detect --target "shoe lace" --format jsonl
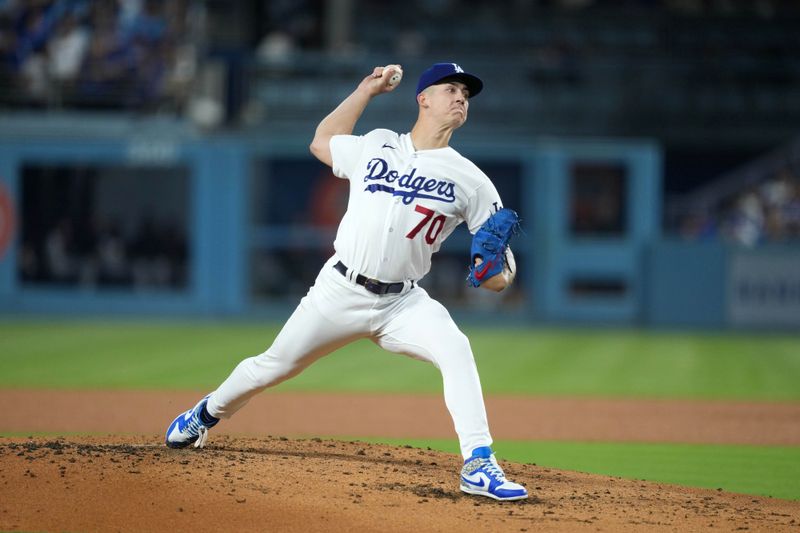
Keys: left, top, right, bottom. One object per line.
{"left": 481, "top": 457, "right": 506, "bottom": 481}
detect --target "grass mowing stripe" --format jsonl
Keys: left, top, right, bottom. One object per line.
{"left": 2, "top": 321, "right": 800, "bottom": 400}
{"left": 361, "top": 438, "right": 800, "bottom": 501}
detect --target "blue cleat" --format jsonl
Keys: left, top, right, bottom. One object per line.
{"left": 460, "top": 446, "right": 528, "bottom": 501}
{"left": 165, "top": 395, "right": 219, "bottom": 449}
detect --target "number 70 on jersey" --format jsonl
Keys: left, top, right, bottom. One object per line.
{"left": 406, "top": 205, "right": 445, "bottom": 245}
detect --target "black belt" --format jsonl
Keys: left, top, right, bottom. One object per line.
{"left": 333, "top": 261, "right": 412, "bottom": 295}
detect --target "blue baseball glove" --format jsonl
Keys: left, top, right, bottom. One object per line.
{"left": 467, "top": 208, "right": 521, "bottom": 287}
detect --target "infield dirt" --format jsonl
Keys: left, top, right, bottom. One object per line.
{"left": 1, "top": 390, "right": 799, "bottom": 532}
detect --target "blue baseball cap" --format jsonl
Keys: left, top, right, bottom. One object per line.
{"left": 416, "top": 62, "right": 483, "bottom": 98}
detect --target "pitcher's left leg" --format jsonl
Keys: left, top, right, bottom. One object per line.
{"left": 374, "top": 289, "right": 527, "bottom": 501}
{"left": 373, "top": 289, "right": 491, "bottom": 459}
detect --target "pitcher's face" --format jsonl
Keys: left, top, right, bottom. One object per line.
{"left": 422, "top": 81, "right": 470, "bottom": 128}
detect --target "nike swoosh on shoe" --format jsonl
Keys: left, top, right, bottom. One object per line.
{"left": 461, "top": 475, "right": 486, "bottom": 488}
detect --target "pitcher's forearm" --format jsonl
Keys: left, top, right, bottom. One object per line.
{"left": 309, "top": 87, "right": 373, "bottom": 166}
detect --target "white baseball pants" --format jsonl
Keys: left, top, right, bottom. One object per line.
{"left": 206, "top": 255, "right": 493, "bottom": 459}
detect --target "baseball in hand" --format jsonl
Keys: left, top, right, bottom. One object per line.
{"left": 384, "top": 65, "right": 403, "bottom": 86}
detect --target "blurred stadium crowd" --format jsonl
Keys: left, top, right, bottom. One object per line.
{"left": 18, "top": 165, "right": 189, "bottom": 289}
{"left": 0, "top": 0, "right": 197, "bottom": 110}
{"left": 19, "top": 211, "right": 188, "bottom": 289}
{"left": 679, "top": 165, "right": 800, "bottom": 246}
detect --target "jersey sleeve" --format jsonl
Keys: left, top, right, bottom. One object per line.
{"left": 330, "top": 134, "right": 365, "bottom": 180}
{"left": 465, "top": 179, "right": 504, "bottom": 234}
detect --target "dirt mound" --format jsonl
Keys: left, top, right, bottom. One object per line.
{"left": 2, "top": 435, "right": 798, "bottom": 532}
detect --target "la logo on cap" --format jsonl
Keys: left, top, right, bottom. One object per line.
{"left": 453, "top": 64, "right": 464, "bottom": 73}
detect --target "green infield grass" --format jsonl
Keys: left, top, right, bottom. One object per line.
{"left": 1, "top": 320, "right": 799, "bottom": 400}
{"left": 365, "top": 438, "right": 800, "bottom": 501}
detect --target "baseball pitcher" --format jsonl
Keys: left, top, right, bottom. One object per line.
{"left": 165, "top": 62, "right": 527, "bottom": 501}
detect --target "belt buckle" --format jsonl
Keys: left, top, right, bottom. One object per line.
{"left": 363, "top": 278, "right": 384, "bottom": 294}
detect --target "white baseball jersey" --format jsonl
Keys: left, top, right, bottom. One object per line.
{"left": 330, "top": 128, "right": 503, "bottom": 282}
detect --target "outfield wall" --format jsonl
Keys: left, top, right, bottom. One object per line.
{"left": 0, "top": 120, "right": 797, "bottom": 329}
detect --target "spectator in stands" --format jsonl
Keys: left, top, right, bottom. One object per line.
{"left": 44, "top": 217, "right": 78, "bottom": 284}
{"left": 119, "top": 0, "right": 165, "bottom": 44}
{"left": 728, "top": 187, "right": 764, "bottom": 246}
{"left": 16, "top": 2, "right": 51, "bottom": 100}
{"left": 773, "top": 168, "right": 800, "bottom": 239}
{"left": 47, "top": 10, "right": 88, "bottom": 84}
{"left": 95, "top": 217, "right": 131, "bottom": 286}
{"left": 76, "top": 2, "right": 136, "bottom": 107}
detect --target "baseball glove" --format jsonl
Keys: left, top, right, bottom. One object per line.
{"left": 467, "top": 208, "right": 521, "bottom": 287}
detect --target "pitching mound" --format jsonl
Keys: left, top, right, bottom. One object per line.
{"left": 2, "top": 435, "right": 798, "bottom": 532}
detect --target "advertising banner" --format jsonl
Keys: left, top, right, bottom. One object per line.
{"left": 729, "top": 251, "right": 800, "bottom": 328}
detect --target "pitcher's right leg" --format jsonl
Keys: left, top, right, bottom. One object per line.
{"left": 208, "top": 292, "right": 364, "bottom": 419}
{"left": 166, "top": 262, "right": 370, "bottom": 448}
